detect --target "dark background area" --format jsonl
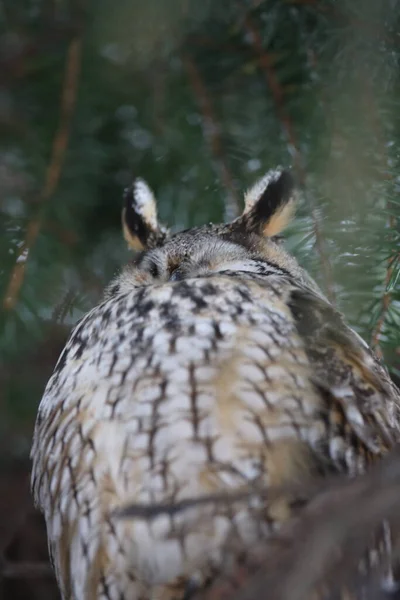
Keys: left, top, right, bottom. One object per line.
{"left": 0, "top": 1, "right": 399, "bottom": 598}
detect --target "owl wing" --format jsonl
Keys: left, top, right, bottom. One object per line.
{"left": 287, "top": 283, "right": 400, "bottom": 472}
{"left": 188, "top": 284, "right": 400, "bottom": 600}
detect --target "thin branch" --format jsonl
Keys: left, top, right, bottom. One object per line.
{"left": 1, "top": 561, "right": 54, "bottom": 579}
{"left": 241, "top": 12, "right": 336, "bottom": 304}
{"left": 184, "top": 55, "right": 241, "bottom": 222}
{"left": 3, "top": 35, "right": 83, "bottom": 311}
{"left": 115, "top": 488, "right": 270, "bottom": 520}
{"left": 114, "top": 447, "right": 400, "bottom": 523}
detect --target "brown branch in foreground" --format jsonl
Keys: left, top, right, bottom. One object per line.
{"left": 116, "top": 449, "right": 400, "bottom": 599}
{"left": 241, "top": 12, "right": 336, "bottom": 305}
{"left": 237, "top": 453, "right": 400, "bottom": 600}
{"left": 3, "top": 35, "right": 82, "bottom": 311}
{"left": 195, "top": 447, "right": 400, "bottom": 600}
{"left": 183, "top": 55, "right": 241, "bottom": 222}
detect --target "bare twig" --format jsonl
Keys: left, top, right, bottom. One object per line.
{"left": 1, "top": 561, "right": 54, "bottom": 578}
{"left": 115, "top": 487, "right": 280, "bottom": 521}
{"left": 241, "top": 12, "right": 336, "bottom": 304}
{"left": 3, "top": 35, "right": 82, "bottom": 311}
{"left": 184, "top": 55, "right": 241, "bottom": 221}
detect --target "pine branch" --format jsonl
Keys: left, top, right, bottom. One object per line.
{"left": 3, "top": 34, "right": 83, "bottom": 311}
{"left": 184, "top": 55, "right": 241, "bottom": 221}
{"left": 288, "top": 0, "right": 398, "bottom": 46}
{"left": 241, "top": 11, "right": 336, "bottom": 305}
{"left": 359, "top": 79, "right": 398, "bottom": 358}
{"left": 371, "top": 224, "right": 397, "bottom": 359}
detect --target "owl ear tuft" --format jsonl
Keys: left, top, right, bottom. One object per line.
{"left": 240, "top": 168, "right": 296, "bottom": 237}
{"left": 122, "top": 178, "right": 168, "bottom": 250}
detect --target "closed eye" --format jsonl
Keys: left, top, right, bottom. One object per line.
{"left": 169, "top": 267, "right": 183, "bottom": 281}
{"left": 148, "top": 261, "right": 160, "bottom": 278}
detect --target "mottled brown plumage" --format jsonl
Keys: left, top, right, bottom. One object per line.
{"left": 31, "top": 169, "right": 400, "bottom": 600}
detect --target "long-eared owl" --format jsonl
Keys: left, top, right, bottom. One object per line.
{"left": 31, "top": 169, "right": 400, "bottom": 599}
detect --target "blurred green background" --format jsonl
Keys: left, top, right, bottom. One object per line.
{"left": 0, "top": 1, "right": 399, "bottom": 594}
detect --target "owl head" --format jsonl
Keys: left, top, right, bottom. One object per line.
{"left": 107, "top": 168, "right": 322, "bottom": 297}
